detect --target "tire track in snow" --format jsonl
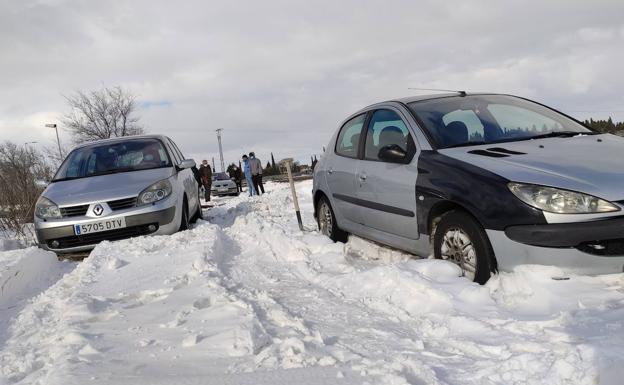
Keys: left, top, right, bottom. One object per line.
{"left": 207, "top": 195, "right": 444, "bottom": 384}
{"left": 205, "top": 183, "right": 616, "bottom": 385}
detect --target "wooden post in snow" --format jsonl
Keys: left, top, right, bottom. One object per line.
{"left": 284, "top": 158, "right": 304, "bottom": 231}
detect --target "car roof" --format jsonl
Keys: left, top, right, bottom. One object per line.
{"left": 72, "top": 134, "right": 170, "bottom": 150}
{"left": 368, "top": 92, "right": 507, "bottom": 107}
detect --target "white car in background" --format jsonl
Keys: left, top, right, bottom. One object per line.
{"left": 211, "top": 172, "right": 239, "bottom": 196}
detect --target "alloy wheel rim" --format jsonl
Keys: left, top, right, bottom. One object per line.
{"left": 319, "top": 202, "right": 333, "bottom": 236}
{"left": 440, "top": 228, "right": 476, "bottom": 280}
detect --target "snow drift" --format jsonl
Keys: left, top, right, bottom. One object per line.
{"left": 0, "top": 180, "right": 622, "bottom": 385}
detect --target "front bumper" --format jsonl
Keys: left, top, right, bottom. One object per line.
{"left": 35, "top": 205, "right": 177, "bottom": 253}
{"left": 505, "top": 216, "right": 624, "bottom": 249}
{"left": 488, "top": 228, "right": 624, "bottom": 276}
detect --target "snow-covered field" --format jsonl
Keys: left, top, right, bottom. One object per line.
{"left": 1, "top": 180, "right": 623, "bottom": 385}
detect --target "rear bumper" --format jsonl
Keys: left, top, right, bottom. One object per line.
{"left": 487, "top": 229, "right": 624, "bottom": 276}
{"left": 211, "top": 187, "right": 238, "bottom": 196}
{"left": 36, "top": 206, "right": 177, "bottom": 253}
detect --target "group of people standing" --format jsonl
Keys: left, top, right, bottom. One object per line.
{"left": 242, "top": 152, "right": 264, "bottom": 196}
{"left": 196, "top": 152, "right": 265, "bottom": 202}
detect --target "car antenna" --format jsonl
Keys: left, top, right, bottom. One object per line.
{"left": 408, "top": 88, "right": 467, "bottom": 97}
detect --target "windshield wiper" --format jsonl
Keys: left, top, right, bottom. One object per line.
{"left": 526, "top": 131, "right": 597, "bottom": 140}
{"left": 88, "top": 168, "right": 137, "bottom": 177}
{"left": 444, "top": 141, "right": 489, "bottom": 149}
{"left": 51, "top": 176, "right": 80, "bottom": 182}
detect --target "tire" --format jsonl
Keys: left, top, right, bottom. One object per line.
{"left": 190, "top": 191, "right": 203, "bottom": 223}
{"left": 316, "top": 196, "right": 348, "bottom": 243}
{"left": 433, "top": 210, "right": 496, "bottom": 285}
{"left": 179, "top": 198, "right": 190, "bottom": 231}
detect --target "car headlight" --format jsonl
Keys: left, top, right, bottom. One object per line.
{"left": 508, "top": 183, "right": 620, "bottom": 214}
{"left": 35, "top": 196, "right": 62, "bottom": 219}
{"left": 138, "top": 179, "right": 172, "bottom": 205}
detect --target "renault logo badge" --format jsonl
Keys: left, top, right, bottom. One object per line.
{"left": 93, "top": 204, "right": 104, "bottom": 216}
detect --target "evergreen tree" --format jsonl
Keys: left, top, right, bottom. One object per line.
{"left": 271, "top": 152, "right": 276, "bottom": 169}
{"left": 583, "top": 117, "right": 624, "bottom": 134}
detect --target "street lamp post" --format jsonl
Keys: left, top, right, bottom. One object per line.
{"left": 215, "top": 128, "right": 225, "bottom": 173}
{"left": 45, "top": 123, "right": 62, "bottom": 160}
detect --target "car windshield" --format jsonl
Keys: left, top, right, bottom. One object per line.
{"left": 213, "top": 172, "right": 230, "bottom": 181}
{"left": 53, "top": 138, "right": 172, "bottom": 181}
{"left": 407, "top": 94, "right": 593, "bottom": 149}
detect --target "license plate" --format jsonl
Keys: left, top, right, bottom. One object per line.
{"left": 74, "top": 218, "right": 126, "bottom": 235}
{"left": 218, "top": 187, "right": 228, "bottom": 192}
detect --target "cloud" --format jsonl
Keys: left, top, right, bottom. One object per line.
{"left": 1, "top": 0, "right": 624, "bottom": 167}
{"left": 139, "top": 100, "right": 173, "bottom": 109}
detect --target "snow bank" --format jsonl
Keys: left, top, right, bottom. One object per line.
{"left": 0, "top": 239, "right": 26, "bottom": 252}
{"left": 0, "top": 247, "right": 68, "bottom": 310}
{"left": 0, "top": 180, "right": 623, "bottom": 385}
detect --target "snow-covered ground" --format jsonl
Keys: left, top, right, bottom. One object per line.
{"left": 1, "top": 180, "right": 623, "bottom": 384}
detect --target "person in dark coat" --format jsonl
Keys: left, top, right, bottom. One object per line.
{"left": 229, "top": 165, "right": 243, "bottom": 192}
{"left": 198, "top": 159, "right": 213, "bottom": 201}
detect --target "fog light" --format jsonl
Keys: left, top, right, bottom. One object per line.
{"left": 148, "top": 224, "right": 157, "bottom": 232}
{"left": 51, "top": 240, "right": 59, "bottom": 248}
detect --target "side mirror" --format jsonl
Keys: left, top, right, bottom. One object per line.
{"left": 178, "top": 159, "right": 196, "bottom": 170}
{"left": 378, "top": 145, "right": 407, "bottom": 163}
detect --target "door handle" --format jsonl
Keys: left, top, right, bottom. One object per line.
{"left": 359, "top": 174, "right": 367, "bottom": 180}
{"left": 327, "top": 168, "right": 333, "bottom": 174}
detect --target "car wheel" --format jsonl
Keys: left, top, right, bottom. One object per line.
{"left": 433, "top": 210, "right": 495, "bottom": 284}
{"left": 190, "top": 190, "right": 203, "bottom": 223}
{"left": 179, "top": 198, "right": 190, "bottom": 231}
{"left": 316, "top": 196, "right": 347, "bottom": 242}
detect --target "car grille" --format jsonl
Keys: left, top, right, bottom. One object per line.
{"left": 60, "top": 205, "right": 89, "bottom": 217}
{"left": 108, "top": 197, "right": 137, "bottom": 211}
{"left": 48, "top": 223, "right": 158, "bottom": 249}
{"left": 576, "top": 239, "right": 624, "bottom": 256}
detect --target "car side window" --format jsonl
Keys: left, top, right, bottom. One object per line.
{"left": 165, "top": 140, "right": 180, "bottom": 164}
{"left": 364, "top": 109, "right": 415, "bottom": 162}
{"left": 335, "top": 114, "right": 366, "bottom": 158}
{"left": 169, "top": 139, "right": 185, "bottom": 161}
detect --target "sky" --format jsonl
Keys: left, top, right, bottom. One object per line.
{"left": 1, "top": 0, "right": 624, "bottom": 169}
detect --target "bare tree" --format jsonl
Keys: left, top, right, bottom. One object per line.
{"left": 62, "top": 86, "right": 144, "bottom": 144}
{"left": 0, "top": 142, "right": 53, "bottom": 241}
{"left": 41, "top": 142, "right": 71, "bottom": 171}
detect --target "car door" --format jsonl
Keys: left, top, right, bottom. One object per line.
{"left": 166, "top": 138, "right": 199, "bottom": 213}
{"left": 356, "top": 108, "right": 420, "bottom": 239}
{"left": 324, "top": 113, "right": 367, "bottom": 226}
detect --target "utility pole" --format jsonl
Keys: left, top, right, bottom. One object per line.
{"left": 212, "top": 157, "right": 216, "bottom": 172}
{"left": 45, "top": 123, "right": 62, "bottom": 160}
{"left": 215, "top": 128, "right": 225, "bottom": 173}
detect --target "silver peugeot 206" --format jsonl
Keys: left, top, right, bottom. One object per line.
{"left": 34, "top": 135, "right": 202, "bottom": 254}
{"left": 313, "top": 93, "right": 624, "bottom": 284}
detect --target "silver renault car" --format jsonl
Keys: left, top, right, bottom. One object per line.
{"left": 34, "top": 135, "right": 202, "bottom": 254}
{"left": 313, "top": 93, "right": 624, "bottom": 284}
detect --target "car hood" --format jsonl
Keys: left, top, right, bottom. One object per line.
{"left": 438, "top": 134, "right": 624, "bottom": 201}
{"left": 44, "top": 167, "right": 175, "bottom": 206}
